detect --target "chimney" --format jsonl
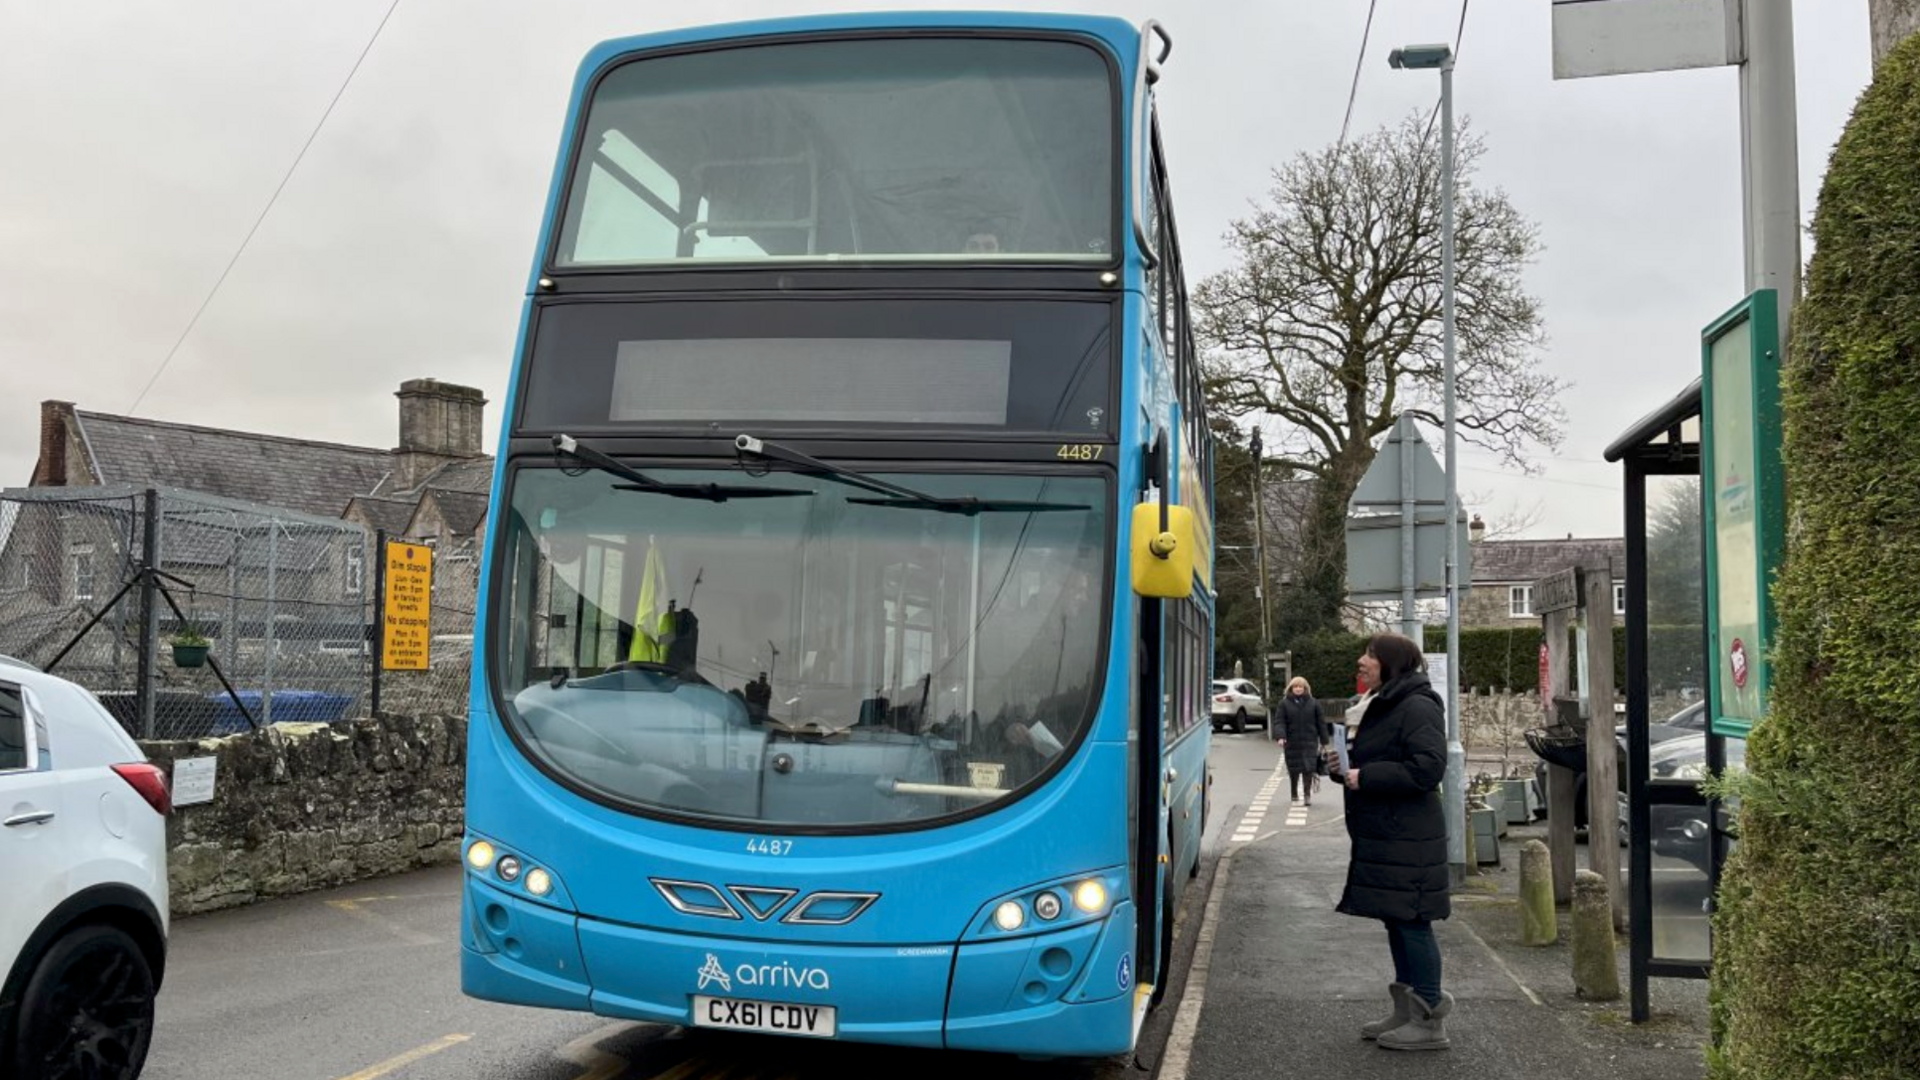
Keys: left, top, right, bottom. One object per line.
{"left": 1469, "top": 514, "right": 1486, "bottom": 545}
{"left": 396, "top": 379, "right": 486, "bottom": 458}
{"left": 32, "top": 401, "right": 76, "bottom": 486}
{"left": 391, "top": 380, "right": 487, "bottom": 492}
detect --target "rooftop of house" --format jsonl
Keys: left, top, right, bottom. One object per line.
{"left": 1470, "top": 536, "right": 1625, "bottom": 584}
{"left": 72, "top": 411, "right": 394, "bottom": 520}
{"left": 32, "top": 380, "right": 493, "bottom": 535}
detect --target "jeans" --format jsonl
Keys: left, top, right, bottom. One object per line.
{"left": 1383, "top": 919, "right": 1444, "bottom": 1007}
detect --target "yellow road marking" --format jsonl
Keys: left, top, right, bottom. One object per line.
{"left": 332, "top": 1033, "right": 471, "bottom": 1080}
{"left": 324, "top": 898, "right": 439, "bottom": 946}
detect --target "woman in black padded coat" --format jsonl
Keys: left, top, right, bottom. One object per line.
{"left": 1325, "top": 632, "right": 1452, "bottom": 1051}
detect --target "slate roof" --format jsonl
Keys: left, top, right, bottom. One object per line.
{"left": 344, "top": 496, "right": 417, "bottom": 537}
{"left": 76, "top": 411, "right": 392, "bottom": 519}
{"left": 420, "top": 489, "right": 490, "bottom": 536}
{"left": 1470, "top": 537, "right": 1626, "bottom": 585}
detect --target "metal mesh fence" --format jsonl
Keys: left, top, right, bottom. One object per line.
{"left": 0, "top": 485, "right": 397, "bottom": 738}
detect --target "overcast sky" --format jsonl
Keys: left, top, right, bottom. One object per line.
{"left": 0, "top": 1, "right": 1871, "bottom": 538}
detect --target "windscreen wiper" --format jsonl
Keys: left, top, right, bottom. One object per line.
{"left": 554, "top": 435, "right": 811, "bottom": 503}
{"left": 733, "top": 434, "right": 1089, "bottom": 517}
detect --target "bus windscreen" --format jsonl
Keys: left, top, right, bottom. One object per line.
{"left": 554, "top": 36, "right": 1116, "bottom": 266}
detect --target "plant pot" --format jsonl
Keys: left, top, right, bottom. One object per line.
{"left": 171, "top": 643, "right": 210, "bottom": 668}
{"left": 1470, "top": 806, "right": 1502, "bottom": 865}
{"left": 1498, "top": 779, "right": 1533, "bottom": 824}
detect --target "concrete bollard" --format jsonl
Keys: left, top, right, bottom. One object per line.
{"left": 1519, "top": 840, "right": 1557, "bottom": 946}
{"left": 1571, "top": 869, "right": 1620, "bottom": 1000}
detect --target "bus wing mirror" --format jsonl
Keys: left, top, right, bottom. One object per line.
{"left": 1130, "top": 502, "right": 1194, "bottom": 599}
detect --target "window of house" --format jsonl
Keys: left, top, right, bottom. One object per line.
{"left": 1613, "top": 582, "right": 1626, "bottom": 616}
{"left": 345, "top": 546, "right": 365, "bottom": 598}
{"left": 71, "top": 546, "right": 95, "bottom": 603}
{"left": 1508, "top": 585, "right": 1532, "bottom": 618}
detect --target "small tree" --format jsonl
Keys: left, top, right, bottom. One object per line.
{"left": 1198, "top": 113, "right": 1565, "bottom": 643}
{"left": 1707, "top": 33, "right": 1920, "bottom": 1080}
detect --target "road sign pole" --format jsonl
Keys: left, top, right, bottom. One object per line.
{"left": 1399, "top": 416, "right": 1419, "bottom": 640}
{"left": 1740, "top": 0, "right": 1799, "bottom": 353}
{"left": 1441, "top": 57, "right": 1468, "bottom": 882}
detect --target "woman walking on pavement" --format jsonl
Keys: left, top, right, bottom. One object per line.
{"left": 1275, "top": 677, "right": 1329, "bottom": 806}
{"left": 1325, "top": 632, "right": 1452, "bottom": 1051}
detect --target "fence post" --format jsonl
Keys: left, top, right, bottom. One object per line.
{"left": 370, "top": 529, "right": 386, "bottom": 719}
{"left": 136, "top": 488, "right": 160, "bottom": 739}
{"left": 264, "top": 521, "right": 277, "bottom": 725}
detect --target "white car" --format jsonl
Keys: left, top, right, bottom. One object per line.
{"left": 1, "top": 661, "right": 170, "bottom": 1079}
{"left": 1210, "top": 679, "right": 1268, "bottom": 733}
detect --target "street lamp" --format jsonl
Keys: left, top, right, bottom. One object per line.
{"left": 1389, "top": 40, "right": 1467, "bottom": 883}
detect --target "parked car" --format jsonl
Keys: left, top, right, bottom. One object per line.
{"left": 1532, "top": 701, "right": 1710, "bottom": 827}
{"left": 1615, "top": 733, "right": 1747, "bottom": 872}
{"left": 1, "top": 661, "right": 170, "bottom": 1079}
{"left": 1210, "top": 679, "right": 1268, "bottom": 733}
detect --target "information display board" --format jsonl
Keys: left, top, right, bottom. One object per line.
{"left": 1701, "top": 291, "right": 1783, "bottom": 738}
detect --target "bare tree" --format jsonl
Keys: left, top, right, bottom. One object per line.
{"left": 1198, "top": 113, "right": 1566, "bottom": 640}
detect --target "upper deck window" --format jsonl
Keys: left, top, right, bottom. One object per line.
{"left": 554, "top": 36, "right": 1116, "bottom": 268}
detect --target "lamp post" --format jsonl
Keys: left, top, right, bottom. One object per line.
{"left": 1250, "top": 428, "right": 1273, "bottom": 702}
{"left": 1389, "top": 41, "right": 1467, "bottom": 882}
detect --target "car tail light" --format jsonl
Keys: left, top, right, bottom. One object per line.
{"left": 1214, "top": 694, "right": 1234, "bottom": 703}
{"left": 112, "top": 763, "right": 172, "bottom": 816}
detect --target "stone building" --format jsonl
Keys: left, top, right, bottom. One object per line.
{"left": 1461, "top": 526, "right": 1626, "bottom": 630}
{"left": 3, "top": 380, "right": 491, "bottom": 667}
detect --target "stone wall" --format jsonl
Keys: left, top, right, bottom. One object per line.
{"left": 139, "top": 713, "right": 466, "bottom": 915}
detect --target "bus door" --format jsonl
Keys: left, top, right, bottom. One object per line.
{"left": 1132, "top": 597, "right": 1166, "bottom": 990}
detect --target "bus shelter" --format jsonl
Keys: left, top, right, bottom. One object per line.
{"left": 1603, "top": 378, "right": 1736, "bottom": 1022}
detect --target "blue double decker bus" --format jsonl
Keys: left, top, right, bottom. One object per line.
{"left": 462, "top": 12, "right": 1214, "bottom": 1058}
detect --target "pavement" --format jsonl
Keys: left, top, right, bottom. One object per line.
{"left": 1165, "top": 774, "right": 1712, "bottom": 1080}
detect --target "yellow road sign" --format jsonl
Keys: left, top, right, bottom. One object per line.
{"left": 382, "top": 541, "right": 433, "bottom": 671}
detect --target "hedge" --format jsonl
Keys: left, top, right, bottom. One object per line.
{"left": 1283, "top": 624, "right": 1703, "bottom": 700}
{"left": 1706, "top": 34, "right": 1920, "bottom": 1080}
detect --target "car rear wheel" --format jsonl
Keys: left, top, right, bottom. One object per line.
{"left": 1231, "top": 709, "right": 1247, "bottom": 735}
{"left": 10, "top": 924, "right": 156, "bottom": 1080}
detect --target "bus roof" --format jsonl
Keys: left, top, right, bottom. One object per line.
{"left": 575, "top": 12, "right": 1143, "bottom": 79}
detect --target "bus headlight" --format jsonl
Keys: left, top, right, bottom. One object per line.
{"left": 1034, "top": 892, "right": 1063, "bottom": 921}
{"left": 526, "top": 868, "right": 553, "bottom": 897}
{"left": 496, "top": 855, "right": 522, "bottom": 882}
{"left": 467, "top": 841, "right": 496, "bottom": 870}
{"left": 994, "top": 900, "right": 1027, "bottom": 932}
{"left": 1073, "top": 879, "right": 1108, "bottom": 914}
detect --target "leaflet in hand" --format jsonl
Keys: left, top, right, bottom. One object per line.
{"left": 1333, "top": 725, "right": 1351, "bottom": 772}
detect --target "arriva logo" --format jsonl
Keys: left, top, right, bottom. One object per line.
{"left": 696, "top": 955, "right": 832, "bottom": 992}
{"left": 696, "top": 953, "right": 732, "bottom": 992}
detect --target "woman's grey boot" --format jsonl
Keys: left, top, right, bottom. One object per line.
{"left": 1360, "top": 983, "right": 1413, "bottom": 1040}
{"left": 1377, "top": 990, "right": 1452, "bottom": 1051}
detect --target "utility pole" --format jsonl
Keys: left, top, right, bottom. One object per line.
{"left": 1250, "top": 429, "right": 1273, "bottom": 701}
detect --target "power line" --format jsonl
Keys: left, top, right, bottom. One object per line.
{"left": 127, "top": 0, "right": 404, "bottom": 415}
{"left": 1338, "top": 0, "right": 1381, "bottom": 149}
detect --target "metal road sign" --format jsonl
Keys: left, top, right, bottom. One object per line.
{"left": 381, "top": 540, "right": 434, "bottom": 672}
{"left": 1346, "top": 415, "right": 1472, "bottom": 602}
{"left": 1350, "top": 415, "right": 1448, "bottom": 508}
{"left": 1551, "top": 0, "right": 1744, "bottom": 81}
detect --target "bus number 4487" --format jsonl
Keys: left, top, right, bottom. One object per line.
{"left": 747, "top": 838, "right": 794, "bottom": 856}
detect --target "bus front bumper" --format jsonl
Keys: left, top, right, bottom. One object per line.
{"left": 463, "top": 872, "right": 1141, "bottom": 1055}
